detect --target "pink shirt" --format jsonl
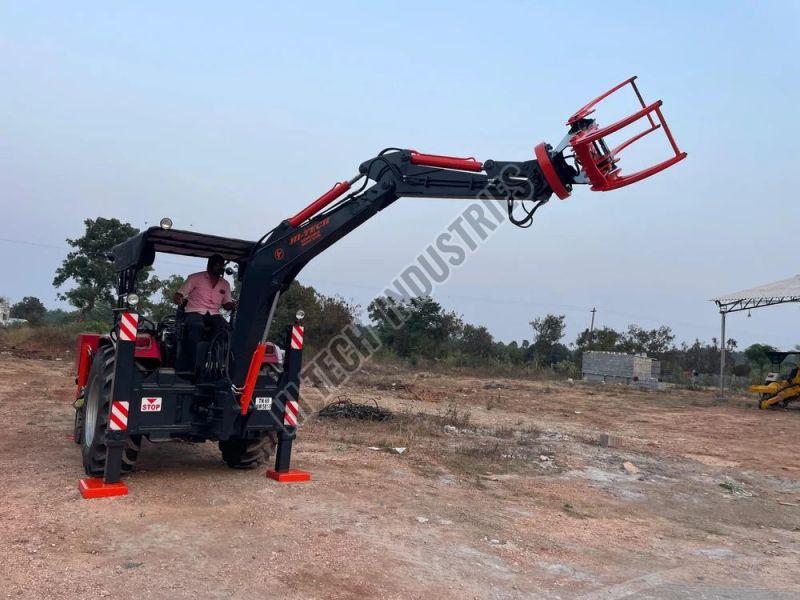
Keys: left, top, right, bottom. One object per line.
{"left": 178, "top": 271, "right": 233, "bottom": 315}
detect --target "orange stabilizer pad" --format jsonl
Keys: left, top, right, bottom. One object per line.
{"left": 267, "top": 469, "right": 311, "bottom": 483}
{"left": 78, "top": 478, "right": 129, "bottom": 499}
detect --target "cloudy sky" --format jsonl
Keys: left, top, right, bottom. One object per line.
{"left": 1, "top": 1, "right": 798, "bottom": 349}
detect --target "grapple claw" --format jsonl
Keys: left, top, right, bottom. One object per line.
{"left": 537, "top": 76, "right": 686, "bottom": 198}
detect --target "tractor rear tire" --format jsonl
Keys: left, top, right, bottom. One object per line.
{"left": 219, "top": 433, "right": 277, "bottom": 469}
{"left": 80, "top": 345, "right": 142, "bottom": 477}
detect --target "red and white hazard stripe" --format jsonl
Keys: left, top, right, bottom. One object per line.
{"left": 284, "top": 400, "right": 299, "bottom": 427}
{"left": 290, "top": 325, "right": 304, "bottom": 350}
{"left": 109, "top": 401, "right": 129, "bottom": 431}
{"left": 119, "top": 312, "right": 139, "bottom": 342}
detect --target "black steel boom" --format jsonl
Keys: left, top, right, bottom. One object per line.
{"left": 229, "top": 148, "right": 560, "bottom": 384}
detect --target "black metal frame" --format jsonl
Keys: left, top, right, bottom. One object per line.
{"left": 766, "top": 350, "right": 800, "bottom": 369}
{"left": 97, "top": 146, "right": 568, "bottom": 483}
{"left": 715, "top": 297, "right": 800, "bottom": 314}
{"left": 229, "top": 149, "right": 557, "bottom": 384}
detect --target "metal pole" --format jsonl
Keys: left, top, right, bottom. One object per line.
{"left": 719, "top": 311, "right": 726, "bottom": 399}
{"left": 589, "top": 307, "right": 597, "bottom": 349}
{"left": 260, "top": 291, "right": 281, "bottom": 344}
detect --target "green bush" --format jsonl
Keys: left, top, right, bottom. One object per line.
{"left": 553, "top": 360, "right": 579, "bottom": 378}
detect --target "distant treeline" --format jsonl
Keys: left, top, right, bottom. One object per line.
{"left": 2, "top": 216, "right": 791, "bottom": 384}
{"left": 5, "top": 282, "right": 787, "bottom": 385}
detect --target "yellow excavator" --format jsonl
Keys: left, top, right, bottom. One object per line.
{"left": 749, "top": 351, "right": 800, "bottom": 409}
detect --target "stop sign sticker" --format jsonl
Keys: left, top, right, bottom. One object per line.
{"left": 141, "top": 397, "right": 162, "bottom": 412}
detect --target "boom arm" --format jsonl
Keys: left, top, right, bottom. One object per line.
{"left": 230, "top": 147, "right": 554, "bottom": 384}
{"left": 229, "top": 77, "right": 687, "bottom": 386}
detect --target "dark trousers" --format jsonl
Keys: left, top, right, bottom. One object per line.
{"left": 182, "top": 312, "right": 228, "bottom": 370}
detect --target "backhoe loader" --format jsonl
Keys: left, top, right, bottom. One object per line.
{"left": 749, "top": 351, "right": 800, "bottom": 409}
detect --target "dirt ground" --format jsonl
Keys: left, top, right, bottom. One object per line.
{"left": 1, "top": 355, "right": 799, "bottom": 599}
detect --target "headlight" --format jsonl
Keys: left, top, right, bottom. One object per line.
{"left": 126, "top": 293, "right": 140, "bottom": 306}
{"left": 295, "top": 310, "right": 305, "bottom": 321}
{"left": 159, "top": 217, "right": 173, "bottom": 230}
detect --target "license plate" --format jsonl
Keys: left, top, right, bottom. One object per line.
{"left": 255, "top": 397, "right": 272, "bottom": 411}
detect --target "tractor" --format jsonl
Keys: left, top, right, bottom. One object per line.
{"left": 72, "top": 76, "right": 686, "bottom": 497}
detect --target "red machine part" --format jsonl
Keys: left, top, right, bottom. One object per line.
{"left": 286, "top": 151, "right": 486, "bottom": 227}
{"left": 262, "top": 342, "right": 281, "bottom": 365}
{"left": 266, "top": 468, "right": 311, "bottom": 482}
{"left": 75, "top": 332, "right": 161, "bottom": 399}
{"left": 566, "top": 76, "right": 686, "bottom": 192}
{"left": 134, "top": 333, "right": 161, "bottom": 363}
{"left": 287, "top": 181, "right": 352, "bottom": 227}
{"left": 239, "top": 342, "right": 283, "bottom": 414}
{"left": 240, "top": 342, "right": 267, "bottom": 415}
{"left": 568, "top": 76, "right": 641, "bottom": 124}
{"left": 534, "top": 143, "right": 570, "bottom": 200}
{"left": 78, "top": 478, "right": 129, "bottom": 499}
{"left": 409, "top": 151, "right": 484, "bottom": 172}
{"left": 75, "top": 333, "right": 101, "bottom": 399}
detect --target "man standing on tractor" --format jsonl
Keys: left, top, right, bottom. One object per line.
{"left": 173, "top": 254, "right": 236, "bottom": 369}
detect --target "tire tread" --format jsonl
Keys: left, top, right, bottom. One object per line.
{"left": 81, "top": 346, "right": 141, "bottom": 477}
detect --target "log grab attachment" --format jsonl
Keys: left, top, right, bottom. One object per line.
{"left": 284, "top": 76, "right": 687, "bottom": 230}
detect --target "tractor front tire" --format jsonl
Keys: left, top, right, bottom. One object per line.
{"left": 219, "top": 433, "right": 277, "bottom": 469}
{"left": 80, "top": 345, "right": 142, "bottom": 477}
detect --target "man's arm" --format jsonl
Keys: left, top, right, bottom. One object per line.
{"left": 221, "top": 280, "right": 236, "bottom": 311}
{"left": 174, "top": 275, "right": 195, "bottom": 304}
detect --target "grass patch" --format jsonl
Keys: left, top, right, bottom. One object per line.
{"left": 485, "top": 393, "right": 508, "bottom": 411}
{"left": 315, "top": 406, "right": 440, "bottom": 452}
{"left": 0, "top": 323, "right": 106, "bottom": 358}
{"left": 435, "top": 402, "right": 472, "bottom": 429}
{"left": 490, "top": 425, "right": 517, "bottom": 439}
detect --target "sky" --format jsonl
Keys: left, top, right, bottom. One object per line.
{"left": 1, "top": 1, "right": 799, "bottom": 349}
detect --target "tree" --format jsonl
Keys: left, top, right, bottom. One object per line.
{"left": 744, "top": 343, "right": 777, "bottom": 379}
{"left": 368, "top": 295, "right": 406, "bottom": 352}
{"left": 617, "top": 324, "right": 675, "bottom": 357}
{"left": 732, "top": 363, "right": 751, "bottom": 377}
{"left": 744, "top": 343, "right": 776, "bottom": 366}
{"left": 497, "top": 339, "right": 526, "bottom": 365}
{"left": 368, "top": 295, "right": 462, "bottom": 360}
{"left": 53, "top": 217, "right": 153, "bottom": 316}
{"left": 457, "top": 324, "right": 495, "bottom": 359}
{"left": 671, "top": 337, "right": 736, "bottom": 376}
{"left": 529, "top": 314, "right": 567, "bottom": 366}
{"left": 10, "top": 296, "right": 46, "bottom": 326}
{"left": 271, "top": 281, "right": 357, "bottom": 349}
{"left": 575, "top": 326, "right": 621, "bottom": 352}
{"left": 42, "top": 308, "right": 76, "bottom": 326}
{"left": 148, "top": 275, "right": 186, "bottom": 322}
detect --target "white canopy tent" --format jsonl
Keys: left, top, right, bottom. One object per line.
{"left": 711, "top": 275, "right": 800, "bottom": 396}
